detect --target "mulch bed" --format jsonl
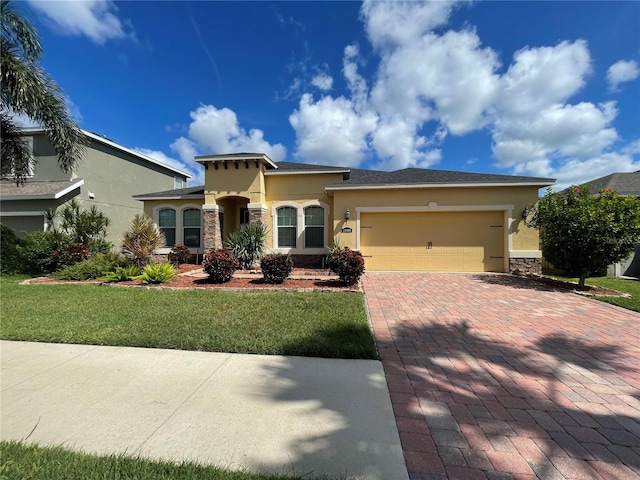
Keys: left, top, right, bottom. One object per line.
{"left": 25, "top": 264, "right": 361, "bottom": 292}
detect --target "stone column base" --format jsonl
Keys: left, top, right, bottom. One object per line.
{"left": 247, "top": 203, "right": 268, "bottom": 225}
{"left": 509, "top": 257, "right": 542, "bottom": 275}
{"left": 202, "top": 205, "right": 222, "bottom": 251}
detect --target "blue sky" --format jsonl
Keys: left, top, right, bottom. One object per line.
{"left": 22, "top": 0, "right": 640, "bottom": 189}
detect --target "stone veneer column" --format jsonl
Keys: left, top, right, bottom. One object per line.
{"left": 509, "top": 257, "right": 542, "bottom": 275}
{"left": 202, "top": 204, "right": 222, "bottom": 251}
{"left": 247, "top": 203, "right": 268, "bottom": 226}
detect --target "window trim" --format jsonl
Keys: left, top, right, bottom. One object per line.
{"left": 271, "top": 201, "right": 328, "bottom": 254}
{"left": 152, "top": 203, "right": 203, "bottom": 253}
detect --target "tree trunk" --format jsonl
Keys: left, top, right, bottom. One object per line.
{"left": 578, "top": 272, "right": 587, "bottom": 287}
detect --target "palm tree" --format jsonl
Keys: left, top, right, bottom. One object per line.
{"left": 0, "top": 0, "right": 86, "bottom": 184}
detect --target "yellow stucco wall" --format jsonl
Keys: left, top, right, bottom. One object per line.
{"left": 262, "top": 173, "right": 341, "bottom": 250}
{"left": 141, "top": 199, "right": 204, "bottom": 219}
{"left": 204, "top": 163, "right": 265, "bottom": 204}
{"left": 332, "top": 186, "right": 541, "bottom": 251}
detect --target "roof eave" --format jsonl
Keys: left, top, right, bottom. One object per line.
{"left": 0, "top": 179, "right": 84, "bottom": 200}
{"left": 133, "top": 194, "right": 205, "bottom": 201}
{"left": 326, "top": 181, "right": 556, "bottom": 191}
{"left": 19, "top": 128, "right": 193, "bottom": 178}
{"left": 265, "top": 169, "right": 350, "bottom": 176}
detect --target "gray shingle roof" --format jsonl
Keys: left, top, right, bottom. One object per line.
{"left": 132, "top": 164, "right": 556, "bottom": 199}
{"left": 329, "top": 167, "right": 555, "bottom": 187}
{"left": 132, "top": 185, "right": 204, "bottom": 199}
{"left": 579, "top": 171, "right": 640, "bottom": 196}
{"left": 0, "top": 179, "right": 83, "bottom": 199}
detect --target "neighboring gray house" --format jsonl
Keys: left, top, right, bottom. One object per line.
{"left": 0, "top": 128, "right": 191, "bottom": 245}
{"left": 582, "top": 171, "right": 640, "bottom": 278}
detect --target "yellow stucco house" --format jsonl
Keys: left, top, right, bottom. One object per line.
{"left": 133, "top": 153, "right": 555, "bottom": 273}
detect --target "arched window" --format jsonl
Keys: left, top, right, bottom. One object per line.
{"left": 276, "top": 206, "right": 297, "bottom": 248}
{"left": 158, "top": 208, "right": 176, "bottom": 247}
{"left": 304, "top": 206, "right": 324, "bottom": 248}
{"left": 183, "top": 208, "right": 201, "bottom": 248}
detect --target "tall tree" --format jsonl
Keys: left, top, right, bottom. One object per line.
{"left": 0, "top": 0, "right": 86, "bottom": 184}
{"left": 528, "top": 186, "right": 640, "bottom": 286}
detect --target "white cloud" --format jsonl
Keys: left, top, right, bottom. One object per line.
{"left": 493, "top": 102, "right": 619, "bottom": 166}
{"left": 513, "top": 152, "right": 640, "bottom": 191}
{"left": 170, "top": 137, "right": 199, "bottom": 164}
{"left": 499, "top": 40, "right": 592, "bottom": 116}
{"left": 150, "top": 104, "right": 285, "bottom": 186}
{"left": 27, "top": 0, "right": 129, "bottom": 44}
{"left": 311, "top": 73, "right": 333, "bottom": 91}
{"left": 286, "top": 0, "right": 635, "bottom": 185}
{"left": 185, "top": 105, "right": 286, "bottom": 161}
{"left": 361, "top": 0, "right": 460, "bottom": 49}
{"left": 289, "top": 94, "right": 377, "bottom": 166}
{"left": 607, "top": 60, "right": 640, "bottom": 92}
{"left": 132, "top": 148, "right": 204, "bottom": 186}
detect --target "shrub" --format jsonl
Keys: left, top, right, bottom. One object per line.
{"left": 51, "top": 242, "right": 89, "bottom": 269}
{"left": 101, "top": 265, "right": 142, "bottom": 283}
{"left": 326, "top": 247, "right": 365, "bottom": 286}
{"left": 17, "top": 230, "right": 69, "bottom": 274}
{"left": 58, "top": 199, "right": 111, "bottom": 245}
{"left": 121, "top": 214, "right": 166, "bottom": 267}
{"left": 87, "top": 238, "right": 113, "bottom": 255}
{"left": 1, "top": 224, "right": 22, "bottom": 274}
{"left": 54, "top": 252, "right": 129, "bottom": 280}
{"left": 224, "top": 222, "right": 267, "bottom": 270}
{"left": 260, "top": 253, "right": 293, "bottom": 284}
{"left": 202, "top": 249, "right": 239, "bottom": 283}
{"left": 168, "top": 243, "right": 191, "bottom": 266}
{"left": 134, "top": 262, "right": 176, "bottom": 284}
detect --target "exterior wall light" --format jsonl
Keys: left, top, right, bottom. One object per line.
{"left": 344, "top": 209, "right": 350, "bottom": 221}
{"left": 522, "top": 207, "right": 529, "bottom": 219}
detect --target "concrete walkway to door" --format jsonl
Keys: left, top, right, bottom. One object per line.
{"left": 363, "top": 272, "right": 640, "bottom": 480}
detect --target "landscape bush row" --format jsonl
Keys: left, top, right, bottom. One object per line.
{"left": 1, "top": 207, "right": 365, "bottom": 286}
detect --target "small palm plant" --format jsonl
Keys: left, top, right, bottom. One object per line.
{"left": 224, "top": 222, "right": 267, "bottom": 270}
{"left": 121, "top": 214, "right": 165, "bottom": 267}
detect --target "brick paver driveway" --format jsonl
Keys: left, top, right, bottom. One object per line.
{"left": 363, "top": 272, "right": 640, "bottom": 480}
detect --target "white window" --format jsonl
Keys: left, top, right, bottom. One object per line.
{"left": 7, "top": 136, "right": 34, "bottom": 178}
{"left": 174, "top": 177, "right": 185, "bottom": 189}
{"left": 272, "top": 202, "right": 328, "bottom": 251}
{"left": 182, "top": 208, "right": 201, "bottom": 248}
{"left": 277, "top": 207, "right": 297, "bottom": 248}
{"left": 304, "top": 206, "right": 325, "bottom": 248}
{"left": 154, "top": 205, "right": 203, "bottom": 251}
{"left": 158, "top": 208, "right": 176, "bottom": 247}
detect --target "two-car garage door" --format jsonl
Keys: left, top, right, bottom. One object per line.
{"left": 359, "top": 211, "right": 505, "bottom": 272}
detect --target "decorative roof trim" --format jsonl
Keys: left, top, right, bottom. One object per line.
{"left": 194, "top": 153, "right": 278, "bottom": 170}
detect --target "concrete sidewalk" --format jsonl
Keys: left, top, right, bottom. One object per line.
{"left": 1, "top": 340, "right": 408, "bottom": 480}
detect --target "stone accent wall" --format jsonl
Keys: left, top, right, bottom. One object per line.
{"left": 203, "top": 210, "right": 222, "bottom": 251}
{"left": 509, "top": 257, "right": 542, "bottom": 275}
{"left": 248, "top": 207, "right": 268, "bottom": 225}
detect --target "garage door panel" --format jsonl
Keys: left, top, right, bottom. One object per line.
{"left": 360, "top": 212, "right": 504, "bottom": 272}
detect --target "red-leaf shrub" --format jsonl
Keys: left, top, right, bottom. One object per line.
{"left": 260, "top": 253, "right": 293, "bottom": 284}
{"left": 326, "top": 247, "right": 365, "bottom": 285}
{"left": 51, "top": 242, "right": 90, "bottom": 269}
{"left": 202, "top": 249, "right": 239, "bottom": 283}
{"left": 168, "top": 243, "right": 191, "bottom": 266}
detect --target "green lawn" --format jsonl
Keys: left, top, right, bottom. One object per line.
{"left": 0, "top": 276, "right": 376, "bottom": 359}
{"left": 0, "top": 441, "right": 348, "bottom": 480}
{"left": 548, "top": 274, "right": 640, "bottom": 313}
